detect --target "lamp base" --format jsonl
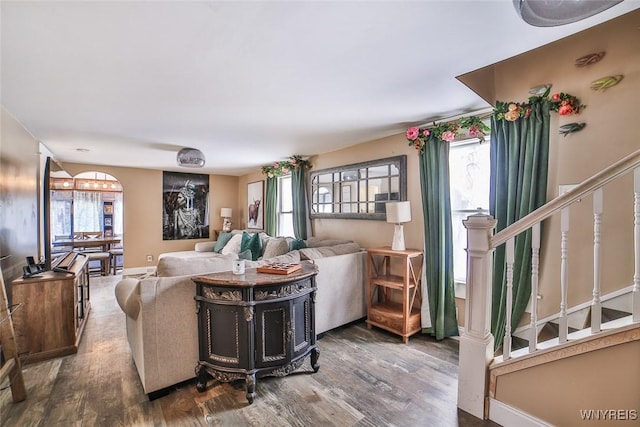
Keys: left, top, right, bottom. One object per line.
{"left": 391, "top": 224, "right": 406, "bottom": 251}
{"left": 222, "top": 218, "right": 232, "bottom": 233}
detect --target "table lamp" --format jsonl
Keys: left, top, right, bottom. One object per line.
{"left": 220, "top": 208, "right": 233, "bottom": 232}
{"left": 386, "top": 201, "right": 411, "bottom": 251}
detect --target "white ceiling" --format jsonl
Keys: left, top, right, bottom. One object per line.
{"left": 3, "top": 1, "right": 639, "bottom": 176}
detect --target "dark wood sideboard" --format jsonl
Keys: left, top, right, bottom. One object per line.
{"left": 192, "top": 262, "right": 319, "bottom": 403}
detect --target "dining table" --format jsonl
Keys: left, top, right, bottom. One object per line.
{"left": 52, "top": 237, "right": 121, "bottom": 252}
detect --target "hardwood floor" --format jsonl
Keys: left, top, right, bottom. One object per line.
{"left": 1, "top": 275, "right": 500, "bottom": 426}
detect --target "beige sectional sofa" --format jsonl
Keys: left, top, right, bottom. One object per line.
{"left": 114, "top": 231, "right": 366, "bottom": 396}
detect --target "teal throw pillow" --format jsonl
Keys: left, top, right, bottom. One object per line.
{"left": 240, "top": 232, "right": 262, "bottom": 261}
{"left": 213, "top": 232, "right": 234, "bottom": 253}
{"left": 290, "top": 239, "right": 307, "bottom": 251}
{"left": 237, "top": 249, "right": 253, "bottom": 260}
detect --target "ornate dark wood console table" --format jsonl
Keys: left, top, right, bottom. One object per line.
{"left": 192, "top": 262, "right": 319, "bottom": 403}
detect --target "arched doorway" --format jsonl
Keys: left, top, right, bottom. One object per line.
{"left": 49, "top": 171, "right": 124, "bottom": 275}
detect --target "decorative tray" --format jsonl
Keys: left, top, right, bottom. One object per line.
{"left": 256, "top": 263, "right": 302, "bottom": 275}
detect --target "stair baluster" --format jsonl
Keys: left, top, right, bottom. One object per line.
{"left": 503, "top": 238, "right": 514, "bottom": 360}
{"left": 633, "top": 167, "right": 640, "bottom": 322}
{"left": 591, "top": 189, "right": 603, "bottom": 333}
{"left": 529, "top": 223, "right": 540, "bottom": 353}
{"left": 559, "top": 206, "right": 570, "bottom": 344}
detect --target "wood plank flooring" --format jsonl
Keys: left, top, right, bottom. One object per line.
{"left": 0, "top": 275, "right": 500, "bottom": 426}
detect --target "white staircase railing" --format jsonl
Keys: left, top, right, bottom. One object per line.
{"left": 457, "top": 148, "right": 640, "bottom": 419}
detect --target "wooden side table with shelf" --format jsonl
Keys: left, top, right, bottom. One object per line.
{"left": 366, "top": 247, "right": 423, "bottom": 343}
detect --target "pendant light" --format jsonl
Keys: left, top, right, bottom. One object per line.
{"left": 513, "top": 0, "right": 623, "bottom": 27}
{"left": 177, "top": 148, "right": 206, "bottom": 168}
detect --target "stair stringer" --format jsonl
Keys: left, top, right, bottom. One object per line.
{"left": 488, "top": 322, "right": 640, "bottom": 426}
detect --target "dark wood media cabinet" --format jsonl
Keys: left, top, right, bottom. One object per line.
{"left": 192, "top": 262, "right": 319, "bottom": 403}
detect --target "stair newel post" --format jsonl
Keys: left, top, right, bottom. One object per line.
{"left": 503, "top": 238, "right": 514, "bottom": 360}
{"left": 592, "top": 188, "right": 603, "bottom": 333}
{"left": 458, "top": 214, "right": 497, "bottom": 419}
{"left": 559, "top": 206, "right": 570, "bottom": 344}
{"left": 633, "top": 167, "right": 640, "bottom": 323}
{"left": 529, "top": 222, "right": 540, "bottom": 353}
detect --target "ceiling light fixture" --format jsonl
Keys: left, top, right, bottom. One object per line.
{"left": 513, "top": 0, "right": 623, "bottom": 27}
{"left": 177, "top": 147, "right": 206, "bottom": 168}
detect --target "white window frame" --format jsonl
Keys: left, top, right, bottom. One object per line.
{"left": 449, "top": 137, "right": 491, "bottom": 289}
{"left": 277, "top": 175, "right": 294, "bottom": 237}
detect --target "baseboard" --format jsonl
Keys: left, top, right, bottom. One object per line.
{"left": 489, "top": 398, "right": 553, "bottom": 427}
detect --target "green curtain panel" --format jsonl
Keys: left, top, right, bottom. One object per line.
{"left": 291, "top": 164, "right": 311, "bottom": 239}
{"left": 419, "top": 136, "right": 459, "bottom": 340}
{"left": 489, "top": 101, "right": 550, "bottom": 350}
{"left": 264, "top": 176, "right": 278, "bottom": 236}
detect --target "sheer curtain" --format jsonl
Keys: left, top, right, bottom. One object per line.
{"left": 490, "top": 100, "right": 550, "bottom": 349}
{"left": 113, "top": 192, "right": 124, "bottom": 236}
{"left": 73, "top": 191, "right": 102, "bottom": 232}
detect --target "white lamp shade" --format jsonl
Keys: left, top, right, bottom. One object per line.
{"left": 220, "top": 208, "right": 233, "bottom": 218}
{"left": 386, "top": 201, "right": 411, "bottom": 224}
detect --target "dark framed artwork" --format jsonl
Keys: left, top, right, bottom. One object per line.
{"left": 247, "top": 180, "right": 264, "bottom": 230}
{"left": 162, "top": 171, "right": 210, "bottom": 240}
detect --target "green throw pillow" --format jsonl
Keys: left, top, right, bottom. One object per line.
{"left": 290, "top": 239, "right": 307, "bottom": 251}
{"left": 213, "top": 232, "right": 234, "bottom": 253}
{"left": 240, "top": 232, "right": 262, "bottom": 261}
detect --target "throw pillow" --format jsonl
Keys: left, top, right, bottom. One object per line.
{"left": 262, "top": 237, "right": 290, "bottom": 259}
{"left": 289, "top": 239, "right": 307, "bottom": 251}
{"left": 240, "top": 231, "right": 262, "bottom": 261}
{"left": 213, "top": 232, "right": 234, "bottom": 253}
{"left": 220, "top": 233, "right": 243, "bottom": 255}
{"left": 237, "top": 249, "right": 253, "bottom": 261}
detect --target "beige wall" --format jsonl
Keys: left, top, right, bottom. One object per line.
{"left": 0, "top": 107, "right": 40, "bottom": 286}
{"left": 495, "top": 340, "right": 640, "bottom": 426}
{"left": 307, "top": 135, "right": 423, "bottom": 251}
{"left": 463, "top": 10, "right": 640, "bottom": 319}
{"left": 63, "top": 163, "right": 239, "bottom": 269}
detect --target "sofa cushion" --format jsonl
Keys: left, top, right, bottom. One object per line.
{"left": 299, "top": 242, "right": 362, "bottom": 260}
{"left": 114, "top": 278, "right": 141, "bottom": 319}
{"left": 262, "top": 237, "right": 290, "bottom": 259}
{"left": 240, "top": 231, "right": 262, "bottom": 261}
{"left": 156, "top": 253, "right": 236, "bottom": 277}
{"left": 220, "top": 233, "right": 243, "bottom": 255}
{"left": 195, "top": 241, "right": 216, "bottom": 252}
{"left": 305, "top": 237, "right": 353, "bottom": 248}
{"left": 213, "top": 232, "right": 234, "bottom": 253}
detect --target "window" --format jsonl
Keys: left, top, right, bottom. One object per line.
{"left": 309, "top": 156, "right": 407, "bottom": 220}
{"left": 278, "top": 175, "right": 294, "bottom": 237}
{"left": 450, "top": 139, "right": 491, "bottom": 283}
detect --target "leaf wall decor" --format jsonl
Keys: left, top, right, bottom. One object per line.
{"left": 559, "top": 122, "right": 586, "bottom": 137}
{"left": 575, "top": 51, "right": 605, "bottom": 67}
{"left": 529, "top": 84, "right": 551, "bottom": 97}
{"left": 590, "top": 75, "right": 623, "bottom": 91}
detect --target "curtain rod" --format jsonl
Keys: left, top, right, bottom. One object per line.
{"left": 419, "top": 106, "right": 494, "bottom": 128}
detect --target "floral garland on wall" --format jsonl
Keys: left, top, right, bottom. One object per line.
{"left": 406, "top": 115, "right": 490, "bottom": 154}
{"left": 405, "top": 88, "right": 585, "bottom": 154}
{"left": 261, "top": 155, "right": 312, "bottom": 178}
